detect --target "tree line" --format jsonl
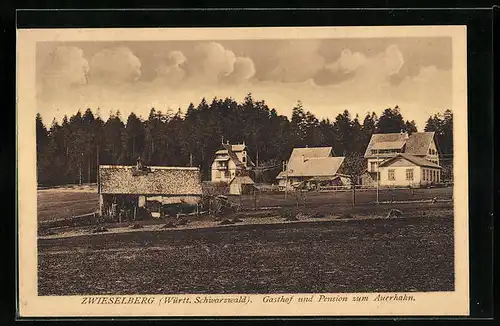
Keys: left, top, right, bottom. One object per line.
{"left": 36, "top": 93, "right": 453, "bottom": 186}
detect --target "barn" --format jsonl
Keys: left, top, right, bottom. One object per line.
{"left": 98, "top": 164, "right": 203, "bottom": 221}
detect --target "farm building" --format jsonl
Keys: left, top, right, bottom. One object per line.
{"left": 378, "top": 153, "right": 442, "bottom": 187}
{"left": 98, "top": 161, "right": 202, "bottom": 221}
{"left": 276, "top": 146, "right": 347, "bottom": 191}
{"left": 363, "top": 131, "right": 441, "bottom": 186}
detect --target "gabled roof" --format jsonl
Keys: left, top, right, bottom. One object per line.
{"left": 404, "top": 132, "right": 436, "bottom": 155}
{"left": 379, "top": 153, "right": 441, "bottom": 169}
{"left": 99, "top": 165, "right": 203, "bottom": 195}
{"left": 289, "top": 147, "right": 333, "bottom": 161}
{"left": 364, "top": 132, "right": 436, "bottom": 157}
{"left": 277, "top": 156, "right": 345, "bottom": 178}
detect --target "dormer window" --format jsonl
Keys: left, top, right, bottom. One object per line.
{"left": 242, "top": 156, "right": 246, "bottom": 163}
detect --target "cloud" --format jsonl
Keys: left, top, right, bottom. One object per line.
{"left": 41, "top": 46, "right": 89, "bottom": 91}
{"left": 88, "top": 47, "right": 141, "bottom": 84}
{"left": 315, "top": 44, "right": 405, "bottom": 86}
{"left": 155, "top": 50, "right": 187, "bottom": 85}
{"left": 184, "top": 42, "right": 236, "bottom": 83}
{"left": 381, "top": 44, "right": 405, "bottom": 75}
{"left": 326, "top": 49, "right": 367, "bottom": 74}
{"left": 263, "top": 40, "right": 325, "bottom": 83}
{"left": 222, "top": 56, "right": 256, "bottom": 84}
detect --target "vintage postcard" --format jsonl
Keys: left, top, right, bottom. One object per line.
{"left": 17, "top": 25, "right": 469, "bottom": 317}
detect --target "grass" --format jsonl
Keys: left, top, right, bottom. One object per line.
{"left": 38, "top": 191, "right": 98, "bottom": 221}
{"left": 38, "top": 214, "right": 454, "bottom": 296}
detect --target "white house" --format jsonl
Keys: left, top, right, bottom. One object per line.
{"left": 276, "top": 146, "right": 347, "bottom": 190}
{"left": 363, "top": 131, "right": 441, "bottom": 186}
{"left": 211, "top": 140, "right": 255, "bottom": 187}
{"left": 378, "top": 153, "right": 442, "bottom": 187}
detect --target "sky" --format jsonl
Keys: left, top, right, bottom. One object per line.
{"left": 36, "top": 37, "right": 452, "bottom": 130}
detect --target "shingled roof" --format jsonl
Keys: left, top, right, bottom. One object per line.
{"left": 379, "top": 153, "right": 442, "bottom": 169}
{"left": 99, "top": 165, "right": 203, "bottom": 195}
{"left": 277, "top": 156, "right": 345, "bottom": 178}
{"left": 289, "top": 147, "right": 334, "bottom": 161}
{"left": 364, "top": 132, "right": 436, "bottom": 157}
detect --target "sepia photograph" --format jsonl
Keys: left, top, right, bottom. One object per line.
{"left": 17, "top": 25, "right": 469, "bottom": 317}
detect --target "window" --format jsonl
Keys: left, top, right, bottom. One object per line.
{"left": 423, "top": 169, "right": 426, "bottom": 181}
{"left": 370, "top": 162, "right": 377, "bottom": 171}
{"left": 216, "top": 171, "right": 221, "bottom": 179}
{"left": 405, "top": 169, "right": 414, "bottom": 181}
{"left": 388, "top": 169, "right": 395, "bottom": 181}
{"left": 242, "top": 156, "right": 246, "bottom": 163}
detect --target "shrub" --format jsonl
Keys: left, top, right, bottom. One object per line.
{"left": 176, "top": 218, "right": 189, "bottom": 226}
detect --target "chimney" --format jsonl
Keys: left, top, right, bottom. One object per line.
{"left": 226, "top": 140, "right": 230, "bottom": 145}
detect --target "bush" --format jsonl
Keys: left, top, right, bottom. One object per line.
{"left": 176, "top": 218, "right": 189, "bottom": 226}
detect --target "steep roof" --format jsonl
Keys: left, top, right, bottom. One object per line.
{"left": 289, "top": 147, "right": 333, "bottom": 161}
{"left": 99, "top": 165, "right": 203, "bottom": 195}
{"left": 404, "top": 132, "right": 436, "bottom": 155}
{"left": 379, "top": 153, "right": 441, "bottom": 169}
{"left": 277, "top": 156, "right": 345, "bottom": 178}
{"left": 364, "top": 132, "right": 435, "bottom": 157}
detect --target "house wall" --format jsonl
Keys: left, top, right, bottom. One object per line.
{"left": 367, "top": 158, "right": 386, "bottom": 172}
{"left": 379, "top": 160, "right": 422, "bottom": 187}
{"left": 235, "top": 150, "right": 248, "bottom": 167}
{"left": 421, "top": 167, "right": 441, "bottom": 184}
{"left": 426, "top": 141, "right": 440, "bottom": 166}
{"left": 211, "top": 159, "right": 238, "bottom": 182}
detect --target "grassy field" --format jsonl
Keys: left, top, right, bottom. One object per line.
{"left": 38, "top": 190, "right": 99, "bottom": 221}
{"left": 37, "top": 186, "right": 452, "bottom": 222}
{"left": 38, "top": 214, "right": 454, "bottom": 296}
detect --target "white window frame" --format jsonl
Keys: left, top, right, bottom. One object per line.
{"left": 405, "top": 168, "right": 414, "bottom": 181}
{"left": 388, "top": 169, "right": 395, "bottom": 181}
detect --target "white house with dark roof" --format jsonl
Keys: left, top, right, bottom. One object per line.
{"left": 364, "top": 131, "right": 441, "bottom": 187}
{"left": 276, "top": 146, "right": 347, "bottom": 190}
{"left": 378, "top": 153, "right": 442, "bottom": 187}
{"left": 211, "top": 140, "right": 255, "bottom": 184}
